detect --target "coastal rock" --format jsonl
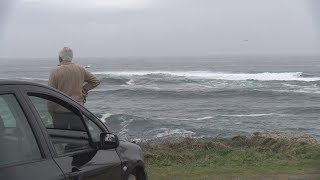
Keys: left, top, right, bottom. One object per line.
{"left": 252, "top": 131, "right": 318, "bottom": 145}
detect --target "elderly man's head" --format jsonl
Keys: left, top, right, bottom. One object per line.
{"left": 59, "top": 47, "right": 73, "bottom": 62}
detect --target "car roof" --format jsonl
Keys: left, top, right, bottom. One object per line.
{"left": 0, "top": 80, "right": 49, "bottom": 88}
{"left": 0, "top": 80, "right": 111, "bottom": 132}
{"left": 0, "top": 80, "right": 82, "bottom": 106}
{"left": 0, "top": 80, "right": 62, "bottom": 93}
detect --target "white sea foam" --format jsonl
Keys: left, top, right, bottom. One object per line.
{"left": 93, "top": 71, "right": 320, "bottom": 82}
{"left": 219, "top": 113, "right": 277, "bottom": 117}
{"left": 120, "top": 119, "right": 134, "bottom": 126}
{"left": 118, "top": 119, "right": 134, "bottom": 140}
{"left": 282, "top": 83, "right": 301, "bottom": 88}
{"left": 126, "top": 79, "right": 135, "bottom": 85}
{"left": 154, "top": 117, "right": 191, "bottom": 121}
{"left": 100, "top": 113, "right": 112, "bottom": 123}
{"left": 20, "top": 77, "right": 48, "bottom": 81}
{"left": 155, "top": 128, "right": 195, "bottom": 138}
{"left": 119, "top": 84, "right": 162, "bottom": 90}
{"left": 274, "top": 89, "right": 320, "bottom": 94}
{"left": 155, "top": 116, "right": 213, "bottom": 121}
{"left": 195, "top": 116, "right": 213, "bottom": 120}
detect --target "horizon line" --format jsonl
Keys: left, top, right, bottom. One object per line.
{"left": 1, "top": 53, "right": 320, "bottom": 59}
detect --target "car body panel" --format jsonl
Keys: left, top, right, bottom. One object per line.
{"left": 117, "top": 141, "right": 147, "bottom": 179}
{"left": 54, "top": 150, "right": 122, "bottom": 179}
{"left": 20, "top": 85, "right": 123, "bottom": 179}
{"left": 0, "top": 160, "right": 65, "bottom": 180}
{"left": 0, "top": 85, "right": 65, "bottom": 180}
{"left": 0, "top": 81, "right": 146, "bottom": 180}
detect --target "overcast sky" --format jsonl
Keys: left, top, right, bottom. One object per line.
{"left": 0, "top": 0, "right": 319, "bottom": 58}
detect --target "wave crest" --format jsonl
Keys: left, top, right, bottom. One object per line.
{"left": 94, "top": 71, "right": 320, "bottom": 82}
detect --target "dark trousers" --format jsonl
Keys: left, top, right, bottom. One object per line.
{"left": 52, "top": 113, "right": 85, "bottom": 131}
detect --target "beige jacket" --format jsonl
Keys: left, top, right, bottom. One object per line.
{"left": 48, "top": 61, "right": 100, "bottom": 105}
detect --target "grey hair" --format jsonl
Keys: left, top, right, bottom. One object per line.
{"left": 59, "top": 47, "right": 73, "bottom": 61}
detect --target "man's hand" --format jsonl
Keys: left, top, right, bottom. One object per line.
{"left": 82, "top": 89, "right": 88, "bottom": 98}
{"left": 82, "top": 89, "right": 88, "bottom": 103}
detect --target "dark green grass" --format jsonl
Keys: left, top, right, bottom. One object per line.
{"left": 139, "top": 136, "right": 320, "bottom": 179}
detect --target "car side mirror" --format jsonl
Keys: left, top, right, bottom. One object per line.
{"left": 100, "top": 133, "right": 119, "bottom": 149}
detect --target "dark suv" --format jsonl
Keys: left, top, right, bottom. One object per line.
{"left": 0, "top": 81, "right": 146, "bottom": 180}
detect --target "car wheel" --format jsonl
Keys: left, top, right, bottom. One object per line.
{"left": 128, "top": 174, "right": 136, "bottom": 180}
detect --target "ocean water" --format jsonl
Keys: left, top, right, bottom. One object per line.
{"left": 1, "top": 55, "right": 320, "bottom": 141}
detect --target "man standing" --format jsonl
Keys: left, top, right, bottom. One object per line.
{"left": 49, "top": 47, "right": 100, "bottom": 105}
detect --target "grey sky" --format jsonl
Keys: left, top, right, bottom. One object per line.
{"left": 0, "top": 0, "right": 319, "bottom": 58}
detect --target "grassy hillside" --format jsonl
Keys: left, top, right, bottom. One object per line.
{"left": 139, "top": 136, "right": 320, "bottom": 179}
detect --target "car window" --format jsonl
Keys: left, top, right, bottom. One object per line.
{"left": 84, "top": 116, "right": 102, "bottom": 142}
{"left": 28, "top": 94, "right": 91, "bottom": 155}
{"left": 0, "top": 94, "right": 42, "bottom": 166}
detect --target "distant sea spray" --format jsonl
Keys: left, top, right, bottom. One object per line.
{"left": 93, "top": 71, "right": 320, "bottom": 82}
{"left": 91, "top": 71, "right": 320, "bottom": 96}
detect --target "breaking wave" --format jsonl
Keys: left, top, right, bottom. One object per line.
{"left": 99, "top": 113, "right": 198, "bottom": 140}
{"left": 218, "top": 113, "right": 278, "bottom": 117}
{"left": 92, "top": 88, "right": 314, "bottom": 99}
{"left": 94, "top": 71, "right": 320, "bottom": 82}
{"left": 99, "top": 77, "right": 132, "bottom": 85}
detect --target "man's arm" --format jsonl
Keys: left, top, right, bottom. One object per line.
{"left": 48, "top": 71, "right": 58, "bottom": 115}
{"left": 83, "top": 69, "right": 100, "bottom": 92}
{"left": 48, "top": 70, "right": 57, "bottom": 88}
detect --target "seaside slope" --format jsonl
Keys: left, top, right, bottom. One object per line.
{"left": 140, "top": 131, "right": 320, "bottom": 179}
